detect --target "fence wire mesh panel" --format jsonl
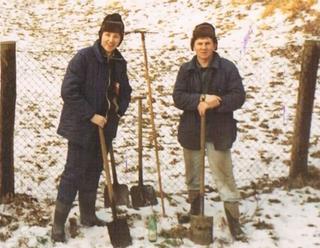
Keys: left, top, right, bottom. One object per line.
{"left": 14, "top": 44, "right": 320, "bottom": 200}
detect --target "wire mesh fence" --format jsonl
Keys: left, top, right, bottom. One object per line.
{"left": 14, "top": 43, "right": 320, "bottom": 200}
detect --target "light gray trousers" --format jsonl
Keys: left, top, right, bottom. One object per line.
{"left": 183, "top": 142, "right": 240, "bottom": 202}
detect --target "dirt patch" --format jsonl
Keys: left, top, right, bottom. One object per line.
{"left": 288, "top": 166, "right": 320, "bottom": 190}
{"left": 253, "top": 219, "right": 274, "bottom": 230}
{"left": 0, "top": 194, "right": 53, "bottom": 242}
{"left": 240, "top": 165, "right": 320, "bottom": 200}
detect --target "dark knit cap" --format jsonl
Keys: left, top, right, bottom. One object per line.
{"left": 190, "top": 22, "right": 217, "bottom": 50}
{"left": 99, "top": 13, "right": 125, "bottom": 45}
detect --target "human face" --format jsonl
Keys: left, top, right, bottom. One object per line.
{"left": 194, "top": 37, "right": 216, "bottom": 64}
{"left": 100, "top": 32, "right": 121, "bottom": 55}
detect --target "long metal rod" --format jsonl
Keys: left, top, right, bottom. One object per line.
{"left": 140, "top": 32, "right": 166, "bottom": 216}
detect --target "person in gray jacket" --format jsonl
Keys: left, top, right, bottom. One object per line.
{"left": 52, "top": 13, "right": 132, "bottom": 243}
{"left": 173, "top": 22, "right": 246, "bottom": 240}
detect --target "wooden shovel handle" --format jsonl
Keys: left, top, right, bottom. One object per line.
{"left": 138, "top": 97, "right": 144, "bottom": 186}
{"left": 109, "top": 144, "right": 119, "bottom": 185}
{"left": 140, "top": 32, "right": 166, "bottom": 216}
{"left": 200, "top": 114, "right": 206, "bottom": 216}
{"left": 99, "top": 128, "right": 116, "bottom": 218}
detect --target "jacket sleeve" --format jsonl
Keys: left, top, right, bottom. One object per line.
{"left": 173, "top": 66, "right": 201, "bottom": 111}
{"left": 216, "top": 63, "right": 245, "bottom": 113}
{"left": 61, "top": 52, "right": 95, "bottom": 120}
{"left": 117, "top": 63, "right": 132, "bottom": 116}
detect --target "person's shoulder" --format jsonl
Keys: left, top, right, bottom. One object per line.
{"left": 77, "top": 45, "right": 95, "bottom": 57}
{"left": 69, "top": 44, "right": 98, "bottom": 65}
{"left": 217, "top": 55, "right": 238, "bottom": 70}
{"left": 180, "top": 62, "right": 188, "bottom": 69}
{"left": 179, "top": 59, "right": 193, "bottom": 71}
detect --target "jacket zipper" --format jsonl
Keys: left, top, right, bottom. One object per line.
{"left": 105, "top": 56, "right": 111, "bottom": 118}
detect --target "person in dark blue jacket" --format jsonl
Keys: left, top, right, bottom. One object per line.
{"left": 173, "top": 23, "right": 246, "bottom": 240}
{"left": 52, "top": 13, "right": 132, "bottom": 243}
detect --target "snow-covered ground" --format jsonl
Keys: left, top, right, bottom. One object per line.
{"left": 0, "top": 0, "right": 320, "bottom": 247}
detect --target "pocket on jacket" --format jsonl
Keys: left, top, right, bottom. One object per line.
{"left": 178, "top": 112, "right": 201, "bottom": 150}
{"left": 212, "top": 118, "right": 237, "bottom": 150}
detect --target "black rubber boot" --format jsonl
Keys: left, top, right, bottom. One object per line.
{"left": 178, "top": 190, "right": 200, "bottom": 224}
{"left": 79, "top": 192, "right": 106, "bottom": 227}
{"left": 51, "top": 200, "right": 72, "bottom": 243}
{"left": 224, "top": 202, "right": 246, "bottom": 241}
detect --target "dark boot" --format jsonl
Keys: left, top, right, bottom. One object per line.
{"left": 178, "top": 190, "right": 200, "bottom": 224}
{"left": 224, "top": 202, "right": 246, "bottom": 241}
{"left": 79, "top": 192, "right": 106, "bottom": 226}
{"left": 51, "top": 200, "right": 72, "bottom": 243}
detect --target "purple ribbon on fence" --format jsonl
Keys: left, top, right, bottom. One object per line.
{"left": 241, "top": 25, "right": 253, "bottom": 55}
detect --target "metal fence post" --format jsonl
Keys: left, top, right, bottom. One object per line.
{"left": 290, "top": 40, "right": 320, "bottom": 183}
{"left": 0, "top": 41, "right": 16, "bottom": 203}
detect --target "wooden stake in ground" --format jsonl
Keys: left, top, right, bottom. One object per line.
{"left": 0, "top": 41, "right": 16, "bottom": 203}
{"left": 290, "top": 40, "right": 320, "bottom": 185}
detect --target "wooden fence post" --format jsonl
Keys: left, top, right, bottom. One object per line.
{"left": 0, "top": 41, "right": 16, "bottom": 203}
{"left": 290, "top": 40, "right": 320, "bottom": 184}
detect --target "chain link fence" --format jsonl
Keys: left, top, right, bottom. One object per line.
{"left": 14, "top": 43, "right": 320, "bottom": 201}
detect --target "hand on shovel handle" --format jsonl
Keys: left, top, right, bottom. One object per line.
{"left": 91, "top": 114, "right": 107, "bottom": 128}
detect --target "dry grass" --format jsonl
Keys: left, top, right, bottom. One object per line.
{"left": 303, "top": 11, "right": 320, "bottom": 35}
{"left": 232, "top": 0, "right": 317, "bottom": 18}
{"left": 262, "top": 0, "right": 317, "bottom": 18}
{"left": 232, "top": 0, "right": 264, "bottom": 4}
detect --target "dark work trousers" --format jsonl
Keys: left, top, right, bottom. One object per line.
{"left": 56, "top": 140, "right": 103, "bottom": 205}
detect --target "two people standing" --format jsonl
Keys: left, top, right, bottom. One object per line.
{"left": 52, "top": 14, "right": 246, "bottom": 243}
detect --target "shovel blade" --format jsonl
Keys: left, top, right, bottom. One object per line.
{"left": 107, "top": 217, "right": 132, "bottom": 248}
{"left": 190, "top": 215, "right": 213, "bottom": 245}
{"left": 130, "top": 185, "right": 158, "bottom": 209}
{"left": 104, "top": 184, "right": 130, "bottom": 208}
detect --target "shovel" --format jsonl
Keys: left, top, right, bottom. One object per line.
{"left": 99, "top": 127, "right": 132, "bottom": 248}
{"left": 104, "top": 143, "right": 130, "bottom": 208}
{"left": 190, "top": 114, "right": 213, "bottom": 245}
{"left": 130, "top": 96, "right": 158, "bottom": 208}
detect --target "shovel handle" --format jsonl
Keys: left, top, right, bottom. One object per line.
{"left": 140, "top": 32, "right": 166, "bottom": 216}
{"left": 138, "top": 97, "right": 144, "bottom": 186}
{"left": 109, "top": 144, "right": 119, "bottom": 185}
{"left": 200, "top": 114, "right": 206, "bottom": 216}
{"left": 98, "top": 128, "right": 116, "bottom": 219}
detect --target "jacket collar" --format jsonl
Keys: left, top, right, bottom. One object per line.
{"left": 186, "top": 51, "right": 220, "bottom": 71}
{"left": 93, "top": 40, "right": 126, "bottom": 64}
